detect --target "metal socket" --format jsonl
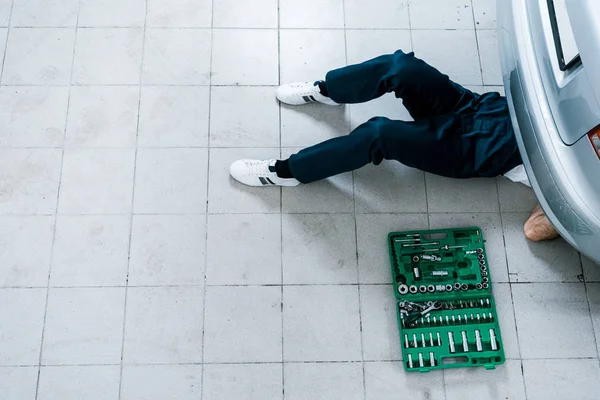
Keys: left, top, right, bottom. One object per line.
{"left": 398, "top": 284, "right": 409, "bottom": 295}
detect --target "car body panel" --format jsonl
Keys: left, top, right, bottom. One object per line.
{"left": 498, "top": 0, "right": 600, "bottom": 264}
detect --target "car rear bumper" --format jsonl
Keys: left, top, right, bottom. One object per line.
{"left": 498, "top": 0, "right": 600, "bottom": 264}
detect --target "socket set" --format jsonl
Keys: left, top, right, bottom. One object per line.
{"left": 388, "top": 227, "right": 505, "bottom": 372}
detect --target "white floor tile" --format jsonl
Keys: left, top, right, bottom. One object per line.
{"left": 0, "top": 149, "right": 62, "bottom": 215}
{"left": 0, "top": 367, "right": 38, "bottom": 400}
{"left": 345, "top": 0, "right": 409, "bottom": 29}
{"left": 586, "top": 283, "right": 600, "bottom": 358}
{"left": 280, "top": 29, "right": 346, "bottom": 83}
{"left": 59, "top": 148, "right": 135, "bottom": 214}
{"left": 78, "top": 0, "right": 145, "bottom": 27}
{"left": 523, "top": 359, "right": 600, "bottom": 400}
{"left": 0, "top": 288, "right": 46, "bottom": 365}
{"left": 0, "top": 27, "right": 6, "bottom": 66}
{"left": 12, "top": 0, "right": 78, "bottom": 27}
{"left": 0, "top": 86, "right": 69, "bottom": 148}
{"left": 346, "top": 30, "right": 411, "bottom": 66}
{"left": 37, "top": 366, "right": 121, "bottom": 400}
{"left": 203, "top": 286, "right": 282, "bottom": 363}
{"left": 497, "top": 177, "right": 538, "bottom": 212}
{"left": 356, "top": 213, "right": 429, "bottom": 284}
{"left": 284, "top": 362, "right": 363, "bottom": 400}
{"left": 72, "top": 28, "right": 143, "bottom": 85}
{"left": 50, "top": 215, "right": 130, "bottom": 287}
{"left": 207, "top": 148, "right": 281, "bottom": 214}
{"left": 129, "top": 215, "right": 205, "bottom": 286}
{"left": 65, "top": 86, "right": 139, "bottom": 147}
{"left": 0, "top": 216, "right": 54, "bottom": 287}
{"left": 412, "top": 30, "right": 482, "bottom": 86}
{"left": 2, "top": 27, "right": 76, "bottom": 85}
{"left": 210, "top": 86, "right": 280, "bottom": 147}
{"left": 213, "top": 0, "right": 277, "bottom": 28}
{"left": 444, "top": 359, "right": 526, "bottom": 400}
{"left": 146, "top": 0, "right": 212, "bottom": 28}
{"left": 206, "top": 214, "right": 281, "bottom": 285}
{"left": 0, "top": 0, "right": 10, "bottom": 26}
{"left": 491, "top": 283, "right": 520, "bottom": 359}
{"left": 280, "top": 0, "right": 344, "bottom": 28}
{"left": 211, "top": 29, "right": 278, "bottom": 86}
{"left": 409, "top": 0, "right": 474, "bottom": 29}
{"left": 511, "top": 283, "right": 596, "bottom": 358}
{"left": 138, "top": 86, "right": 209, "bottom": 147}
{"left": 364, "top": 361, "right": 445, "bottom": 400}
{"left": 121, "top": 365, "right": 202, "bottom": 400}
{"left": 428, "top": 213, "right": 508, "bottom": 283}
{"left": 133, "top": 148, "right": 208, "bottom": 214}
{"left": 281, "top": 148, "right": 354, "bottom": 213}
{"left": 280, "top": 102, "right": 350, "bottom": 148}
{"left": 283, "top": 285, "right": 361, "bottom": 361}
{"left": 203, "top": 364, "right": 283, "bottom": 400}
{"left": 503, "top": 213, "right": 582, "bottom": 283}
{"left": 473, "top": 0, "right": 497, "bottom": 29}
{"left": 282, "top": 214, "right": 357, "bottom": 284}
{"left": 360, "top": 285, "right": 402, "bottom": 361}
{"left": 583, "top": 257, "right": 600, "bottom": 282}
{"left": 426, "top": 174, "right": 499, "bottom": 212}
{"left": 42, "top": 287, "right": 125, "bottom": 365}
{"left": 142, "top": 28, "right": 211, "bottom": 85}
{"left": 355, "top": 161, "right": 427, "bottom": 214}
{"left": 123, "top": 286, "right": 203, "bottom": 363}
{"left": 477, "top": 30, "right": 502, "bottom": 86}
{"left": 485, "top": 85, "right": 505, "bottom": 95}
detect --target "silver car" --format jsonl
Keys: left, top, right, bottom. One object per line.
{"left": 498, "top": 0, "right": 600, "bottom": 264}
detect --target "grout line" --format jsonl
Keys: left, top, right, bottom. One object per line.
{"left": 7, "top": 356, "right": 600, "bottom": 369}
{"left": 339, "top": 3, "right": 367, "bottom": 395}
{"left": 6, "top": 280, "right": 557, "bottom": 290}
{"left": 33, "top": 0, "right": 79, "bottom": 398}
{"left": 199, "top": 1, "right": 215, "bottom": 398}
{"left": 0, "top": 210, "right": 520, "bottom": 217}
{"left": 4, "top": 25, "right": 494, "bottom": 31}
{"left": 582, "top": 265, "right": 600, "bottom": 359}
{"left": 469, "top": 0, "right": 484, "bottom": 87}
{"left": 0, "top": 0, "right": 13, "bottom": 85}
{"left": 406, "top": 1, "right": 431, "bottom": 233}
{"left": 276, "top": 1, "right": 286, "bottom": 398}
{"left": 116, "top": 0, "right": 148, "bottom": 397}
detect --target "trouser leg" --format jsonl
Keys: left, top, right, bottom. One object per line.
{"left": 324, "top": 50, "right": 472, "bottom": 120}
{"left": 288, "top": 115, "right": 472, "bottom": 184}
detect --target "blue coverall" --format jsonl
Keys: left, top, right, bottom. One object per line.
{"left": 287, "top": 50, "right": 523, "bottom": 183}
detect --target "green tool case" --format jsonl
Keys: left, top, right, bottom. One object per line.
{"left": 388, "top": 227, "right": 505, "bottom": 372}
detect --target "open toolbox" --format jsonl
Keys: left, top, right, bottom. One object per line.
{"left": 388, "top": 227, "right": 505, "bottom": 372}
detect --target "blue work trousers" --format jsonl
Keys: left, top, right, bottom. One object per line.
{"left": 288, "top": 51, "right": 522, "bottom": 183}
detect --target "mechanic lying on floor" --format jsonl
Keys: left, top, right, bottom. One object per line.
{"left": 229, "top": 50, "right": 559, "bottom": 242}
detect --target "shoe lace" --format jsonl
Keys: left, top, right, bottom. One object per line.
{"left": 291, "top": 82, "right": 319, "bottom": 96}
{"left": 247, "top": 160, "right": 272, "bottom": 176}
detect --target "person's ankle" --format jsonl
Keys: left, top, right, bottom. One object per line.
{"left": 317, "top": 81, "right": 329, "bottom": 97}
{"left": 274, "top": 159, "right": 294, "bottom": 179}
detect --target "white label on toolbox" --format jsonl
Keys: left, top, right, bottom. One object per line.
{"left": 431, "top": 271, "right": 449, "bottom": 276}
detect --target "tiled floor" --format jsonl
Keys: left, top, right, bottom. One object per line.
{"left": 1, "top": 0, "right": 599, "bottom": 399}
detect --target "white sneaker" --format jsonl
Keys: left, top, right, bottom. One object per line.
{"left": 230, "top": 159, "right": 301, "bottom": 187}
{"left": 276, "top": 81, "right": 340, "bottom": 106}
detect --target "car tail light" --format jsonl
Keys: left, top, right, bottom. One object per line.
{"left": 589, "top": 127, "right": 600, "bottom": 159}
